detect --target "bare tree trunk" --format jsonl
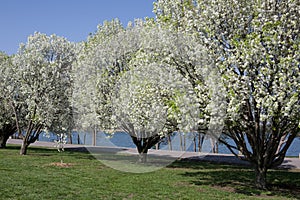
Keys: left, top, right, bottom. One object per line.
{"left": 20, "top": 122, "right": 32, "bottom": 155}
{"left": 276, "top": 134, "right": 288, "bottom": 154}
{"left": 210, "top": 138, "right": 216, "bottom": 153}
{"left": 77, "top": 134, "right": 80, "bottom": 144}
{"left": 0, "top": 124, "right": 16, "bottom": 148}
{"left": 68, "top": 130, "right": 73, "bottom": 144}
{"left": 19, "top": 121, "right": 43, "bottom": 155}
{"left": 198, "top": 133, "right": 204, "bottom": 152}
{"left": 20, "top": 140, "right": 29, "bottom": 155}
{"left": 92, "top": 127, "right": 97, "bottom": 146}
{"left": 167, "top": 134, "right": 172, "bottom": 151}
{"left": 183, "top": 134, "right": 186, "bottom": 151}
{"left": 255, "top": 166, "right": 267, "bottom": 190}
{"left": 131, "top": 135, "right": 160, "bottom": 163}
{"left": 193, "top": 135, "right": 196, "bottom": 152}
{"left": 138, "top": 150, "right": 148, "bottom": 163}
{"left": 10, "top": 101, "right": 23, "bottom": 139}
{"left": 0, "top": 134, "right": 8, "bottom": 148}
{"left": 180, "top": 132, "right": 183, "bottom": 151}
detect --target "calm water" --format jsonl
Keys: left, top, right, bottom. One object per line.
{"left": 39, "top": 132, "right": 300, "bottom": 157}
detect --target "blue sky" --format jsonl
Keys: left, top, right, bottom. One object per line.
{"left": 0, "top": 0, "right": 155, "bottom": 55}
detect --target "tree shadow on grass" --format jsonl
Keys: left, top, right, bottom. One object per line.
{"left": 169, "top": 160, "right": 300, "bottom": 199}
{"left": 4, "top": 144, "right": 96, "bottom": 161}
{"left": 3, "top": 145, "right": 57, "bottom": 156}
{"left": 2, "top": 145, "right": 21, "bottom": 150}
{"left": 169, "top": 159, "right": 247, "bottom": 170}
{"left": 64, "top": 147, "right": 96, "bottom": 160}
{"left": 68, "top": 147, "right": 183, "bottom": 167}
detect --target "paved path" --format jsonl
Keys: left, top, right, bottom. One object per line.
{"left": 7, "top": 139, "right": 300, "bottom": 170}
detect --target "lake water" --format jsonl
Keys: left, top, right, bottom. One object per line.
{"left": 39, "top": 131, "right": 300, "bottom": 157}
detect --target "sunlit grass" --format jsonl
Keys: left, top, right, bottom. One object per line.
{"left": 0, "top": 145, "right": 299, "bottom": 199}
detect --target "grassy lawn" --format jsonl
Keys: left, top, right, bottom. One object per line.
{"left": 0, "top": 145, "right": 299, "bottom": 200}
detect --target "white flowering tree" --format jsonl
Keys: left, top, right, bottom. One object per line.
{"left": 74, "top": 19, "right": 165, "bottom": 161}
{"left": 197, "top": 0, "right": 300, "bottom": 189}
{"left": 13, "top": 32, "right": 76, "bottom": 155}
{"left": 73, "top": 19, "right": 129, "bottom": 134}
{"left": 0, "top": 52, "right": 17, "bottom": 148}
{"left": 144, "top": 7, "right": 227, "bottom": 153}
{"left": 74, "top": 19, "right": 201, "bottom": 162}
{"left": 113, "top": 61, "right": 199, "bottom": 162}
{"left": 155, "top": 0, "right": 300, "bottom": 189}
{"left": 109, "top": 20, "right": 208, "bottom": 161}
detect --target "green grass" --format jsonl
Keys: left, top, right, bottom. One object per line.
{"left": 0, "top": 145, "right": 299, "bottom": 200}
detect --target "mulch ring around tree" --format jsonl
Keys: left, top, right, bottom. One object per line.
{"left": 48, "top": 162, "right": 74, "bottom": 168}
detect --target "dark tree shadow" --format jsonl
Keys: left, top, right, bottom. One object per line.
{"left": 169, "top": 160, "right": 300, "bottom": 198}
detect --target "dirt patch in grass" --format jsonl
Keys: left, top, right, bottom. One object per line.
{"left": 212, "top": 185, "right": 236, "bottom": 193}
{"left": 48, "top": 162, "right": 74, "bottom": 168}
{"left": 173, "top": 181, "right": 192, "bottom": 187}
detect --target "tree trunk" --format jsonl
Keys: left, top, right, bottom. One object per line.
{"left": 180, "top": 133, "right": 183, "bottom": 151}
{"left": 193, "top": 136, "right": 196, "bottom": 152}
{"left": 198, "top": 133, "right": 204, "bottom": 152}
{"left": 0, "top": 125, "right": 17, "bottom": 148}
{"left": 136, "top": 141, "right": 148, "bottom": 163}
{"left": 77, "top": 134, "right": 80, "bottom": 144}
{"left": 138, "top": 152, "right": 148, "bottom": 163}
{"left": 68, "top": 130, "right": 73, "bottom": 144}
{"left": 254, "top": 166, "right": 267, "bottom": 190}
{"left": 20, "top": 140, "right": 29, "bottom": 155}
{"left": 215, "top": 142, "right": 219, "bottom": 153}
{"left": 19, "top": 122, "right": 43, "bottom": 155}
{"left": 210, "top": 138, "right": 216, "bottom": 153}
{"left": 130, "top": 135, "right": 161, "bottom": 163}
{"left": 276, "top": 134, "right": 288, "bottom": 154}
{"left": 210, "top": 138, "right": 219, "bottom": 153}
{"left": 183, "top": 134, "right": 186, "bottom": 151}
{"left": 0, "top": 134, "right": 8, "bottom": 148}
{"left": 167, "top": 134, "right": 172, "bottom": 151}
{"left": 92, "top": 126, "right": 97, "bottom": 146}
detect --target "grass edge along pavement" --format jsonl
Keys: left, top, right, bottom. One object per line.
{"left": 0, "top": 140, "right": 299, "bottom": 199}
{"left": 7, "top": 139, "right": 300, "bottom": 170}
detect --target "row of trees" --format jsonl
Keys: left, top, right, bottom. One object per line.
{"left": 0, "top": 0, "right": 299, "bottom": 189}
